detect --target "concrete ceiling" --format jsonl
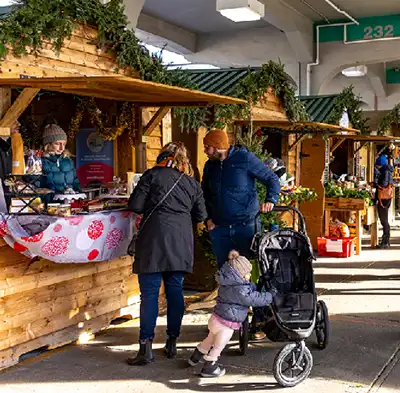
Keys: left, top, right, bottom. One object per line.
{"left": 142, "top": 0, "right": 270, "bottom": 33}
{"left": 281, "top": 0, "right": 400, "bottom": 21}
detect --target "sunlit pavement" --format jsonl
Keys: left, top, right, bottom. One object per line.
{"left": 2, "top": 229, "right": 400, "bottom": 392}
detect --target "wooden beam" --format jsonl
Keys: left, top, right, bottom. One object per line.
{"left": 134, "top": 106, "right": 147, "bottom": 173}
{"left": 0, "top": 88, "right": 40, "bottom": 128}
{"left": 143, "top": 106, "right": 171, "bottom": 136}
{"left": 330, "top": 138, "right": 345, "bottom": 153}
{"left": 0, "top": 88, "right": 11, "bottom": 118}
{"left": 289, "top": 134, "right": 308, "bottom": 152}
{"left": 353, "top": 141, "right": 368, "bottom": 157}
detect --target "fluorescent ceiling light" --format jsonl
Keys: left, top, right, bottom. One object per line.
{"left": 342, "top": 65, "right": 368, "bottom": 77}
{"left": 217, "top": 0, "right": 265, "bottom": 22}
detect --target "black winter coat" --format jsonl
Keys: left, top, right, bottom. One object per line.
{"left": 128, "top": 166, "right": 207, "bottom": 274}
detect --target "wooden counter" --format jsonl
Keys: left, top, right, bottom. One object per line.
{"left": 0, "top": 240, "right": 144, "bottom": 370}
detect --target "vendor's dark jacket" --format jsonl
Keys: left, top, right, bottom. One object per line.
{"left": 0, "top": 137, "right": 11, "bottom": 180}
{"left": 40, "top": 153, "right": 81, "bottom": 193}
{"left": 374, "top": 164, "right": 394, "bottom": 205}
{"left": 202, "top": 145, "right": 281, "bottom": 226}
{"left": 128, "top": 166, "right": 207, "bottom": 274}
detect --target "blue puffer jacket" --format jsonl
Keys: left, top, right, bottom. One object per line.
{"left": 41, "top": 154, "right": 81, "bottom": 193}
{"left": 202, "top": 146, "right": 280, "bottom": 226}
{"left": 213, "top": 262, "right": 275, "bottom": 323}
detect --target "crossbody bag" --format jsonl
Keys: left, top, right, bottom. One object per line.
{"left": 127, "top": 173, "right": 184, "bottom": 256}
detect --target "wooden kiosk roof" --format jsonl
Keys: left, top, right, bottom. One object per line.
{"left": 234, "top": 119, "right": 359, "bottom": 135}
{"left": 328, "top": 134, "right": 400, "bottom": 155}
{"left": 0, "top": 76, "right": 247, "bottom": 107}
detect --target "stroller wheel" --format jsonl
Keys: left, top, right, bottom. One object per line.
{"left": 273, "top": 342, "right": 313, "bottom": 388}
{"left": 315, "top": 300, "right": 330, "bottom": 349}
{"left": 239, "top": 315, "right": 249, "bottom": 356}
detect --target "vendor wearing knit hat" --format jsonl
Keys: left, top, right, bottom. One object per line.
{"left": 40, "top": 124, "right": 82, "bottom": 195}
{"left": 201, "top": 129, "right": 280, "bottom": 268}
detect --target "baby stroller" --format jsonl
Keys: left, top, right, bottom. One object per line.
{"left": 238, "top": 206, "right": 330, "bottom": 388}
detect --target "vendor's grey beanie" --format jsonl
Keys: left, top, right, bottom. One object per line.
{"left": 43, "top": 124, "right": 67, "bottom": 145}
{"left": 228, "top": 250, "right": 252, "bottom": 277}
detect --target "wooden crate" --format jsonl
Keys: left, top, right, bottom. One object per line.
{"left": 325, "top": 198, "right": 339, "bottom": 208}
{"left": 337, "top": 198, "right": 367, "bottom": 210}
{"left": 325, "top": 197, "right": 367, "bottom": 211}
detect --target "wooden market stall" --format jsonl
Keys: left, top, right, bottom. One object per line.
{"left": 0, "top": 41, "right": 245, "bottom": 370}
{"left": 326, "top": 134, "right": 400, "bottom": 253}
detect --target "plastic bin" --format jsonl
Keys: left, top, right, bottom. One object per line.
{"left": 317, "top": 237, "right": 357, "bottom": 258}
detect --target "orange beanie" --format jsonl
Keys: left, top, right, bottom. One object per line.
{"left": 203, "top": 129, "right": 230, "bottom": 150}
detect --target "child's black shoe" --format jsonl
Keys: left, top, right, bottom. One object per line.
{"left": 201, "top": 361, "right": 226, "bottom": 377}
{"left": 188, "top": 348, "right": 204, "bottom": 366}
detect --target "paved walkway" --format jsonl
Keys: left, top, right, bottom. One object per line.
{"left": 2, "top": 230, "right": 400, "bottom": 392}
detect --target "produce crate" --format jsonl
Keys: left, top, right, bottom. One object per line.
{"left": 337, "top": 198, "right": 367, "bottom": 210}
{"left": 317, "top": 237, "right": 357, "bottom": 258}
{"left": 325, "top": 197, "right": 367, "bottom": 210}
{"left": 325, "top": 198, "right": 339, "bottom": 208}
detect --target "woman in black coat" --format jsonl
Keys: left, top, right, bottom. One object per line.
{"left": 127, "top": 142, "right": 207, "bottom": 366}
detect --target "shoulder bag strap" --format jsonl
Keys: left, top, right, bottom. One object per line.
{"left": 137, "top": 173, "right": 184, "bottom": 233}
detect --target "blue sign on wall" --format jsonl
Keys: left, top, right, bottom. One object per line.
{"left": 76, "top": 129, "right": 114, "bottom": 187}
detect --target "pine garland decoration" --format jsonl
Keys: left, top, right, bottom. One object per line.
{"left": 326, "top": 86, "right": 370, "bottom": 135}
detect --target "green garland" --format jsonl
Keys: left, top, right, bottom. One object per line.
{"left": 0, "top": 0, "right": 194, "bottom": 87}
{"left": 0, "top": 1, "right": 307, "bottom": 133}
{"left": 377, "top": 103, "right": 400, "bottom": 135}
{"left": 326, "top": 86, "right": 370, "bottom": 135}
{"left": 176, "top": 61, "right": 310, "bottom": 131}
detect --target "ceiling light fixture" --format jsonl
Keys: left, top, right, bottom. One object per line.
{"left": 341, "top": 65, "right": 368, "bottom": 77}
{"left": 217, "top": 0, "right": 265, "bottom": 22}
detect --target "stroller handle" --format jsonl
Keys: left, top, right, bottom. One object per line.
{"left": 254, "top": 205, "right": 307, "bottom": 234}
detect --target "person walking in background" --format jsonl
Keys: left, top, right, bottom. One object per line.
{"left": 374, "top": 154, "right": 394, "bottom": 249}
{"left": 188, "top": 250, "right": 277, "bottom": 377}
{"left": 201, "top": 129, "right": 281, "bottom": 268}
{"left": 127, "top": 142, "right": 207, "bottom": 366}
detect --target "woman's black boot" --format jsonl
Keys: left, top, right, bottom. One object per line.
{"left": 164, "top": 336, "right": 177, "bottom": 359}
{"left": 127, "top": 340, "right": 154, "bottom": 366}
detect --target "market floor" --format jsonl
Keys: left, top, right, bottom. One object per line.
{"left": 2, "top": 231, "right": 400, "bottom": 393}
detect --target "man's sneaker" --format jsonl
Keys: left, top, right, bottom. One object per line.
{"left": 201, "top": 361, "right": 226, "bottom": 378}
{"left": 188, "top": 348, "right": 204, "bottom": 366}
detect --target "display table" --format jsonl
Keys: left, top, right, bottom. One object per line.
{"left": 324, "top": 200, "right": 377, "bottom": 255}
{"left": 0, "top": 210, "right": 135, "bottom": 263}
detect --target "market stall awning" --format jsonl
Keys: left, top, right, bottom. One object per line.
{"left": 328, "top": 134, "right": 400, "bottom": 154}
{"left": 233, "top": 120, "right": 359, "bottom": 135}
{"left": 0, "top": 76, "right": 247, "bottom": 106}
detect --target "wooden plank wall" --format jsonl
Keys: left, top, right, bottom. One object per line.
{"left": 298, "top": 136, "right": 326, "bottom": 249}
{"left": 0, "top": 241, "right": 142, "bottom": 370}
{"left": 0, "top": 25, "right": 135, "bottom": 79}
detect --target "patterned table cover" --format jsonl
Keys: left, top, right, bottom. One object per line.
{"left": 0, "top": 210, "right": 136, "bottom": 263}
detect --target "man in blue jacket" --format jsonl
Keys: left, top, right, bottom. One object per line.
{"left": 202, "top": 129, "right": 281, "bottom": 269}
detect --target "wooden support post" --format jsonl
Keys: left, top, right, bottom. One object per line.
{"left": 288, "top": 134, "right": 308, "bottom": 152}
{"left": 0, "top": 88, "right": 40, "bottom": 128}
{"left": 134, "top": 106, "right": 146, "bottom": 173}
{"left": 162, "top": 110, "right": 172, "bottom": 145}
{"left": 330, "top": 138, "right": 345, "bottom": 153}
{"left": 0, "top": 88, "right": 11, "bottom": 119}
{"left": 143, "top": 106, "right": 171, "bottom": 136}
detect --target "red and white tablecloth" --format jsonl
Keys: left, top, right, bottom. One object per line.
{"left": 0, "top": 210, "right": 136, "bottom": 263}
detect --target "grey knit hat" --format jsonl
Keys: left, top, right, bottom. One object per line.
{"left": 43, "top": 124, "right": 67, "bottom": 145}
{"left": 228, "top": 250, "right": 252, "bottom": 278}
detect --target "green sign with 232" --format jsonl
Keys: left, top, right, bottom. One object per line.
{"left": 318, "top": 14, "right": 400, "bottom": 43}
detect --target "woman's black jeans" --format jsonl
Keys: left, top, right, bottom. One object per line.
{"left": 138, "top": 271, "right": 185, "bottom": 342}
{"left": 377, "top": 200, "right": 391, "bottom": 243}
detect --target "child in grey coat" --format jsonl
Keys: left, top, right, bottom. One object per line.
{"left": 188, "top": 250, "right": 277, "bottom": 377}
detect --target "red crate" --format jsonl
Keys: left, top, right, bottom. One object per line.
{"left": 317, "top": 237, "right": 357, "bottom": 258}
